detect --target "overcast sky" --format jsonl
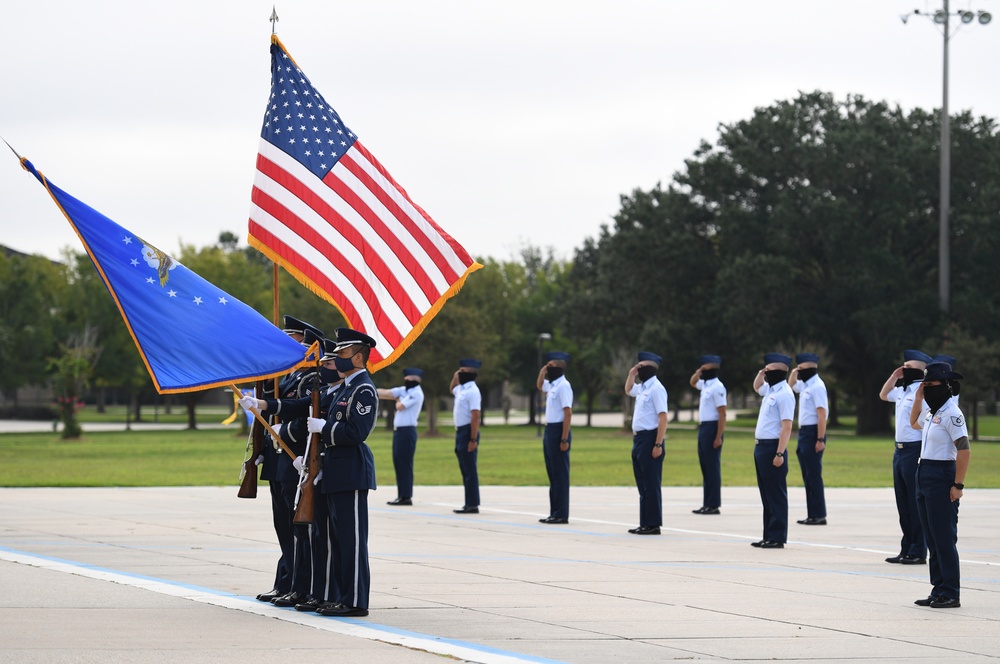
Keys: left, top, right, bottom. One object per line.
{"left": 3, "top": 1, "right": 998, "bottom": 264}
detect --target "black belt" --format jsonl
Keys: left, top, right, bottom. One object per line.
{"left": 918, "top": 458, "right": 954, "bottom": 466}
{"left": 895, "top": 441, "right": 920, "bottom": 449}
{"left": 755, "top": 438, "right": 779, "bottom": 445}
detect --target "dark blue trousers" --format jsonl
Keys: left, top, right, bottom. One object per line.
{"left": 753, "top": 440, "right": 788, "bottom": 543}
{"left": 309, "top": 488, "right": 333, "bottom": 602}
{"left": 631, "top": 429, "right": 664, "bottom": 527}
{"left": 279, "top": 479, "right": 313, "bottom": 596}
{"left": 893, "top": 442, "right": 926, "bottom": 558}
{"left": 455, "top": 424, "right": 480, "bottom": 507}
{"left": 915, "top": 460, "right": 961, "bottom": 600}
{"left": 269, "top": 479, "right": 294, "bottom": 593}
{"left": 697, "top": 421, "right": 722, "bottom": 509}
{"left": 795, "top": 425, "right": 826, "bottom": 519}
{"left": 392, "top": 426, "right": 418, "bottom": 499}
{"left": 543, "top": 423, "right": 571, "bottom": 519}
{"left": 325, "top": 489, "right": 370, "bottom": 609}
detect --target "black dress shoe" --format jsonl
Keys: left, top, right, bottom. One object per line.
{"left": 539, "top": 516, "right": 568, "bottom": 524}
{"left": 759, "top": 540, "right": 784, "bottom": 548}
{"left": 930, "top": 597, "right": 961, "bottom": 609}
{"left": 750, "top": 540, "right": 764, "bottom": 547}
{"left": 899, "top": 555, "right": 927, "bottom": 565}
{"left": 885, "top": 555, "right": 904, "bottom": 564}
{"left": 696, "top": 507, "right": 720, "bottom": 515}
{"left": 294, "top": 596, "right": 323, "bottom": 612}
{"left": 797, "top": 517, "right": 827, "bottom": 525}
{"left": 631, "top": 525, "right": 660, "bottom": 535}
{"left": 272, "top": 591, "right": 308, "bottom": 607}
{"left": 914, "top": 595, "right": 942, "bottom": 607}
{"left": 256, "top": 588, "right": 282, "bottom": 602}
{"left": 387, "top": 497, "right": 412, "bottom": 505}
{"left": 453, "top": 506, "right": 479, "bottom": 514}
{"left": 318, "top": 603, "right": 369, "bottom": 617}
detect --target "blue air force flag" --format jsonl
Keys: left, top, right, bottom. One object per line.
{"left": 21, "top": 158, "right": 308, "bottom": 393}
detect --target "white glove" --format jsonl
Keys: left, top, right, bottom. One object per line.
{"left": 306, "top": 417, "right": 326, "bottom": 434}
{"left": 254, "top": 454, "right": 264, "bottom": 466}
{"left": 313, "top": 469, "right": 323, "bottom": 485}
{"left": 239, "top": 396, "right": 260, "bottom": 412}
{"left": 292, "top": 456, "right": 305, "bottom": 472}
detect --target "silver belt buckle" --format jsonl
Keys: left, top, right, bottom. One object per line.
{"left": 896, "top": 443, "right": 904, "bottom": 449}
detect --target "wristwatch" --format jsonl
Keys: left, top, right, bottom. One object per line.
{"left": 775, "top": 452, "right": 784, "bottom": 457}
{"left": 817, "top": 437, "right": 827, "bottom": 442}
{"left": 560, "top": 439, "right": 569, "bottom": 444}
{"left": 654, "top": 443, "right": 663, "bottom": 448}
{"left": 953, "top": 482, "right": 965, "bottom": 490}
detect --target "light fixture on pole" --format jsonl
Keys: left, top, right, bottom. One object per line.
{"left": 536, "top": 332, "right": 551, "bottom": 437}
{"left": 905, "top": 1, "right": 991, "bottom": 314}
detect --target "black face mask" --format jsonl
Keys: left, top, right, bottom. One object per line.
{"left": 546, "top": 367, "right": 564, "bottom": 381}
{"left": 764, "top": 369, "right": 788, "bottom": 386}
{"left": 458, "top": 372, "right": 477, "bottom": 385}
{"left": 636, "top": 365, "right": 658, "bottom": 383}
{"left": 319, "top": 366, "right": 340, "bottom": 384}
{"left": 796, "top": 367, "right": 817, "bottom": 382}
{"left": 902, "top": 367, "right": 925, "bottom": 387}
{"left": 404, "top": 379, "right": 420, "bottom": 390}
{"left": 700, "top": 369, "right": 718, "bottom": 380}
{"left": 923, "top": 383, "right": 952, "bottom": 413}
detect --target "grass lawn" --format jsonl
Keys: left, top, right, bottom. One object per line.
{"left": 1, "top": 424, "right": 998, "bottom": 488}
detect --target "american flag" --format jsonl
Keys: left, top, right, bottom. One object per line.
{"left": 249, "top": 36, "right": 481, "bottom": 371}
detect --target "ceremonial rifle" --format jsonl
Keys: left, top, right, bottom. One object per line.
{"left": 293, "top": 364, "right": 322, "bottom": 525}
{"left": 237, "top": 381, "right": 265, "bottom": 499}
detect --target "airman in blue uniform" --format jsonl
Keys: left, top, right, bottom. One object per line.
{"left": 625, "top": 351, "right": 668, "bottom": 535}
{"left": 910, "top": 361, "right": 970, "bottom": 609}
{"left": 537, "top": 351, "right": 573, "bottom": 524}
{"left": 689, "top": 354, "right": 726, "bottom": 515}
{"left": 789, "top": 352, "right": 829, "bottom": 525}
{"left": 306, "top": 327, "right": 379, "bottom": 617}
{"left": 451, "top": 358, "right": 482, "bottom": 514}
{"left": 879, "top": 349, "right": 931, "bottom": 565}
{"left": 751, "top": 353, "right": 795, "bottom": 549}
{"left": 377, "top": 367, "right": 425, "bottom": 505}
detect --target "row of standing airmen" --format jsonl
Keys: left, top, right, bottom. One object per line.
{"left": 241, "top": 316, "right": 972, "bottom": 615}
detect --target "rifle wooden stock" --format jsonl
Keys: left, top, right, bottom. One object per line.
{"left": 237, "top": 381, "right": 265, "bottom": 499}
{"left": 293, "top": 385, "right": 322, "bottom": 525}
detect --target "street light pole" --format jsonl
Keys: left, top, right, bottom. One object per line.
{"left": 939, "top": 0, "right": 951, "bottom": 314}
{"left": 905, "top": 2, "right": 992, "bottom": 314}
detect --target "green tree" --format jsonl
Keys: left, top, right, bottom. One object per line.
{"left": 678, "top": 91, "right": 1000, "bottom": 433}
{"left": 0, "top": 252, "right": 62, "bottom": 409}
{"left": 565, "top": 185, "right": 720, "bottom": 404}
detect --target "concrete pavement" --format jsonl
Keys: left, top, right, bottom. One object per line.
{"left": 1, "top": 485, "right": 998, "bottom": 663}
